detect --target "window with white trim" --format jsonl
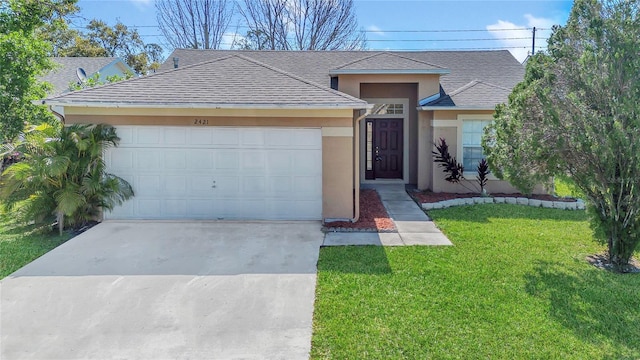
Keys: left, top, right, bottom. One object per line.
{"left": 371, "top": 103, "right": 404, "bottom": 115}
{"left": 462, "top": 120, "right": 492, "bottom": 172}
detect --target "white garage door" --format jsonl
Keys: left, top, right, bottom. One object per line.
{"left": 104, "top": 126, "right": 322, "bottom": 220}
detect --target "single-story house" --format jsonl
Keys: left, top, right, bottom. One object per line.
{"left": 43, "top": 49, "right": 532, "bottom": 222}
{"left": 42, "top": 57, "right": 136, "bottom": 96}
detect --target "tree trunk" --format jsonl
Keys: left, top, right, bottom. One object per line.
{"left": 57, "top": 211, "right": 64, "bottom": 236}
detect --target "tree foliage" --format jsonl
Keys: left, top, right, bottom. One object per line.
{"left": 238, "top": 0, "right": 366, "bottom": 50}
{"left": 60, "top": 19, "right": 162, "bottom": 74}
{"left": 156, "top": 0, "right": 234, "bottom": 50}
{"left": 0, "top": 123, "right": 134, "bottom": 234}
{"left": 0, "top": 0, "right": 75, "bottom": 142}
{"left": 483, "top": 0, "right": 640, "bottom": 271}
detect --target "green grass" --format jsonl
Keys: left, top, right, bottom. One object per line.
{"left": 311, "top": 205, "right": 640, "bottom": 359}
{"left": 554, "top": 177, "right": 585, "bottom": 199}
{"left": 0, "top": 208, "right": 71, "bottom": 279}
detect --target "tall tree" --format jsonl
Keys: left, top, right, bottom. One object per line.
{"left": 156, "top": 0, "right": 234, "bottom": 49}
{"left": 59, "top": 20, "right": 163, "bottom": 74}
{"left": 0, "top": 0, "right": 75, "bottom": 142}
{"left": 239, "top": 0, "right": 366, "bottom": 50}
{"left": 238, "top": 0, "right": 288, "bottom": 50}
{"left": 483, "top": 0, "right": 640, "bottom": 272}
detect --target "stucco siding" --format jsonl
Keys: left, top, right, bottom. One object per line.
{"left": 322, "top": 136, "right": 354, "bottom": 219}
{"left": 338, "top": 74, "right": 440, "bottom": 100}
{"left": 65, "top": 115, "right": 353, "bottom": 128}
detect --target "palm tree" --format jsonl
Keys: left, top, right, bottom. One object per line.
{"left": 1, "top": 123, "right": 134, "bottom": 234}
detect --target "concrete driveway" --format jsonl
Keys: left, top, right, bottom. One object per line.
{"left": 1, "top": 221, "right": 324, "bottom": 360}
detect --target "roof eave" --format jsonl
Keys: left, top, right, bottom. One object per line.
{"left": 329, "top": 69, "right": 450, "bottom": 75}
{"left": 418, "top": 105, "right": 497, "bottom": 111}
{"left": 43, "top": 100, "right": 372, "bottom": 110}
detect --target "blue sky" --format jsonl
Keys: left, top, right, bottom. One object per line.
{"left": 73, "top": 0, "right": 573, "bottom": 62}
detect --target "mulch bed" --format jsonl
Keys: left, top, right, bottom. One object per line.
{"left": 411, "top": 190, "right": 577, "bottom": 204}
{"left": 587, "top": 253, "right": 640, "bottom": 273}
{"left": 324, "top": 189, "right": 396, "bottom": 232}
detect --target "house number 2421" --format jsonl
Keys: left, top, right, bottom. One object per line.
{"left": 193, "top": 119, "right": 209, "bottom": 125}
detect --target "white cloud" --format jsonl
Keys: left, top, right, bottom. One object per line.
{"left": 129, "top": 0, "right": 153, "bottom": 10}
{"left": 366, "top": 25, "right": 385, "bottom": 37}
{"left": 486, "top": 14, "right": 557, "bottom": 62}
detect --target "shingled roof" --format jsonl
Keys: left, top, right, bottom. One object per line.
{"left": 160, "top": 49, "right": 524, "bottom": 108}
{"left": 41, "top": 57, "right": 124, "bottom": 95}
{"left": 45, "top": 55, "right": 368, "bottom": 109}
{"left": 329, "top": 52, "right": 448, "bottom": 74}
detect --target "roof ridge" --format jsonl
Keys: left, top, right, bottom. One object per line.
{"left": 332, "top": 51, "right": 384, "bottom": 70}
{"left": 229, "top": 54, "right": 365, "bottom": 103}
{"left": 449, "top": 79, "right": 511, "bottom": 96}
{"left": 384, "top": 52, "right": 447, "bottom": 70}
{"left": 332, "top": 51, "right": 446, "bottom": 70}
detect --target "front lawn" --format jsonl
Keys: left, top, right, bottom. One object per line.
{"left": 311, "top": 204, "right": 640, "bottom": 359}
{"left": 0, "top": 209, "right": 71, "bottom": 279}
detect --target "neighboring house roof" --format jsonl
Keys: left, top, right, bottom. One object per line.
{"left": 329, "top": 52, "right": 448, "bottom": 75}
{"left": 41, "top": 57, "right": 134, "bottom": 95}
{"left": 44, "top": 55, "right": 368, "bottom": 109}
{"left": 160, "top": 49, "right": 524, "bottom": 108}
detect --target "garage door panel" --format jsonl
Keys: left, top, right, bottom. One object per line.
{"left": 293, "top": 177, "right": 322, "bottom": 197}
{"left": 137, "top": 128, "right": 162, "bottom": 145}
{"left": 137, "top": 175, "right": 161, "bottom": 196}
{"left": 242, "top": 129, "right": 265, "bottom": 146}
{"left": 136, "top": 151, "right": 162, "bottom": 171}
{"left": 188, "top": 199, "right": 215, "bottom": 217}
{"left": 163, "top": 199, "right": 187, "bottom": 217}
{"left": 188, "top": 150, "right": 214, "bottom": 171}
{"left": 116, "top": 127, "right": 134, "bottom": 145}
{"left": 267, "top": 177, "right": 292, "bottom": 194}
{"left": 265, "top": 129, "right": 292, "bottom": 147}
{"left": 106, "top": 149, "right": 134, "bottom": 171}
{"left": 294, "top": 200, "right": 323, "bottom": 219}
{"left": 105, "top": 126, "right": 323, "bottom": 220}
{"left": 188, "top": 128, "right": 213, "bottom": 145}
{"left": 212, "top": 128, "right": 240, "bottom": 146}
{"left": 164, "top": 128, "right": 187, "bottom": 145}
{"left": 138, "top": 199, "right": 162, "bottom": 217}
{"left": 241, "top": 151, "right": 265, "bottom": 170}
{"left": 214, "top": 176, "right": 240, "bottom": 196}
{"left": 164, "top": 176, "right": 188, "bottom": 197}
{"left": 215, "top": 151, "right": 239, "bottom": 170}
{"left": 190, "top": 175, "right": 212, "bottom": 192}
{"left": 108, "top": 199, "right": 134, "bottom": 218}
{"left": 164, "top": 151, "right": 187, "bottom": 170}
{"left": 293, "top": 151, "right": 322, "bottom": 175}
{"left": 266, "top": 151, "right": 293, "bottom": 172}
{"left": 242, "top": 176, "right": 266, "bottom": 194}
{"left": 294, "top": 129, "right": 323, "bottom": 148}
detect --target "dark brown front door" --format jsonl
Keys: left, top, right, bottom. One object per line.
{"left": 373, "top": 119, "right": 403, "bottom": 179}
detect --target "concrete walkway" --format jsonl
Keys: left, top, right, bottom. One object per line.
{"left": 324, "top": 184, "right": 452, "bottom": 246}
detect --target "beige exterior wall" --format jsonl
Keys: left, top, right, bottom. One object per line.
{"left": 337, "top": 74, "right": 440, "bottom": 100}
{"left": 417, "top": 111, "right": 433, "bottom": 189}
{"left": 65, "top": 114, "right": 353, "bottom": 128}
{"left": 322, "top": 136, "right": 354, "bottom": 219}
{"left": 430, "top": 110, "right": 546, "bottom": 194}
{"left": 63, "top": 107, "right": 357, "bottom": 220}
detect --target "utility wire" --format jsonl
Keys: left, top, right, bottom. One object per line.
{"left": 70, "top": 24, "right": 552, "bottom": 32}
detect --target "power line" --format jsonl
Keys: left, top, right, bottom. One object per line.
{"left": 70, "top": 24, "right": 552, "bottom": 32}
